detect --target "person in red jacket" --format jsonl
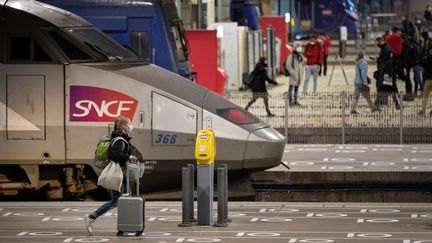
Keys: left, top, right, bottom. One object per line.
{"left": 386, "top": 27, "right": 403, "bottom": 79}
{"left": 303, "top": 35, "right": 323, "bottom": 94}
{"left": 319, "top": 33, "right": 331, "bottom": 76}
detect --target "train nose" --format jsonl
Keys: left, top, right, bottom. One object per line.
{"left": 243, "top": 127, "right": 285, "bottom": 171}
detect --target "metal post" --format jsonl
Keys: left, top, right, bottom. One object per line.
{"left": 188, "top": 164, "right": 196, "bottom": 222}
{"left": 197, "top": 163, "right": 214, "bottom": 225}
{"left": 222, "top": 164, "right": 230, "bottom": 223}
{"left": 179, "top": 167, "right": 193, "bottom": 227}
{"left": 214, "top": 167, "right": 227, "bottom": 227}
{"left": 341, "top": 91, "right": 346, "bottom": 144}
{"left": 284, "top": 93, "right": 289, "bottom": 143}
{"left": 399, "top": 93, "right": 404, "bottom": 144}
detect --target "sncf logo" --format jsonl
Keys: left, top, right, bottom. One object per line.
{"left": 69, "top": 86, "right": 138, "bottom": 122}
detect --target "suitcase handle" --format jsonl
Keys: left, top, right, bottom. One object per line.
{"left": 125, "top": 161, "right": 140, "bottom": 196}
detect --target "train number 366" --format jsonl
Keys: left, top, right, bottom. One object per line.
{"left": 155, "top": 134, "right": 177, "bottom": 144}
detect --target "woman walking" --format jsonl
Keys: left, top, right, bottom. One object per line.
{"left": 286, "top": 41, "right": 305, "bottom": 106}
{"left": 85, "top": 115, "right": 138, "bottom": 234}
{"left": 245, "top": 57, "right": 278, "bottom": 116}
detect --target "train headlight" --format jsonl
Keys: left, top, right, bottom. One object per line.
{"left": 216, "top": 108, "right": 259, "bottom": 125}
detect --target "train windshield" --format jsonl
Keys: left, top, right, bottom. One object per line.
{"left": 64, "top": 27, "right": 141, "bottom": 62}
{"left": 170, "top": 19, "right": 189, "bottom": 62}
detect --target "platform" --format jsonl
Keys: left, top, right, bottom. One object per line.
{"left": 1, "top": 201, "right": 432, "bottom": 243}
{"left": 251, "top": 144, "right": 432, "bottom": 202}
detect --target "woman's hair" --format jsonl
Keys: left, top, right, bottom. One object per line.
{"left": 357, "top": 51, "right": 365, "bottom": 61}
{"left": 114, "top": 115, "right": 130, "bottom": 134}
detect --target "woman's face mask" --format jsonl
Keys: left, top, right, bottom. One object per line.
{"left": 295, "top": 47, "right": 303, "bottom": 53}
{"left": 128, "top": 124, "right": 133, "bottom": 133}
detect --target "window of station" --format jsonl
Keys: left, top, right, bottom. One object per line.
{"left": 7, "top": 36, "right": 53, "bottom": 63}
{"left": 48, "top": 31, "right": 91, "bottom": 60}
{"left": 131, "top": 31, "right": 150, "bottom": 60}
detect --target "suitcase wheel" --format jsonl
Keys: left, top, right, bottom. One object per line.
{"left": 136, "top": 231, "right": 143, "bottom": 236}
{"left": 117, "top": 231, "right": 123, "bottom": 236}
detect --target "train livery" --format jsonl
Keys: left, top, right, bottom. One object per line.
{"left": 0, "top": 0, "right": 285, "bottom": 199}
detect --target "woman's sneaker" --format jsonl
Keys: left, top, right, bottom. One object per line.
{"left": 85, "top": 214, "right": 95, "bottom": 234}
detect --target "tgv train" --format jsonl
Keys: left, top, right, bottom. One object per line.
{"left": 0, "top": 0, "right": 285, "bottom": 199}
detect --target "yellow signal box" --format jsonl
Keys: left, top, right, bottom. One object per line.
{"left": 195, "top": 129, "right": 216, "bottom": 165}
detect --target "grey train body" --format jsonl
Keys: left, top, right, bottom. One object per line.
{"left": 0, "top": 0, "right": 285, "bottom": 199}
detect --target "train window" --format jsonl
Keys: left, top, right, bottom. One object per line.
{"left": 170, "top": 20, "right": 189, "bottom": 62}
{"left": 7, "top": 36, "right": 53, "bottom": 63}
{"left": 216, "top": 108, "right": 259, "bottom": 125}
{"left": 48, "top": 31, "right": 91, "bottom": 60}
{"left": 9, "top": 36, "right": 31, "bottom": 61}
{"left": 131, "top": 31, "right": 149, "bottom": 60}
{"left": 34, "top": 41, "right": 52, "bottom": 62}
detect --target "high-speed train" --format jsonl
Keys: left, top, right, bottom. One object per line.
{"left": 0, "top": 0, "right": 285, "bottom": 199}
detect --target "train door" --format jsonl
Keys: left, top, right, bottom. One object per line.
{"left": 0, "top": 36, "right": 65, "bottom": 163}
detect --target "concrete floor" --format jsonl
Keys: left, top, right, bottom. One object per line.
{"left": 1, "top": 201, "right": 432, "bottom": 243}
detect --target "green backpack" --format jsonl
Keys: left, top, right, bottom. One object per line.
{"left": 95, "top": 136, "right": 127, "bottom": 166}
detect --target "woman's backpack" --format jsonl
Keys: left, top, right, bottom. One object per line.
{"left": 244, "top": 69, "right": 257, "bottom": 88}
{"left": 94, "top": 136, "right": 128, "bottom": 168}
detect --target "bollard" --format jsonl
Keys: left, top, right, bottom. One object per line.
{"left": 179, "top": 167, "right": 193, "bottom": 227}
{"left": 214, "top": 167, "right": 227, "bottom": 227}
{"left": 187, "top": 164, "right": 196, "bottom": 222}
{"left": 222, "top": 164, "right": 231, "bottom": 223}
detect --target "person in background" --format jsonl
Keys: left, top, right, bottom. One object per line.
{"left": 420, "top": 31, "right": 432, "bottom": 96}
{"left": 419, "top": 45, "right": 432, "bottom": 115}
{"left": 425, "top": 5, "right": 432, "bottom": 24}
{"left": 286, "top": 41, "right": 305, "bottom": 106}
{"left": 402, "top": 36, "right": 423, "bottom": 100}
{"left": 386, "top": 27, "right": 403, "bottom": 80}
{"left": 319, "top": 33, "right": 331, "bottom": 76}
{"left": 303, "top": 35, "right": 323, "bottom": 94}
{"left": 351, "top": 51, "right": 380, "bottom": 114}
{"left": 374, "top": 37, "right": 400, "bottom": 110}
{"left": 245, "top": 57, "right": 278, "bottom": 117}
{"left": 85, "top": 115, "right": 138, "bottom": 234}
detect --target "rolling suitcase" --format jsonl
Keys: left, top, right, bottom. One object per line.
{"left": 117, "top": 161, "right": 145, "bottom": 236}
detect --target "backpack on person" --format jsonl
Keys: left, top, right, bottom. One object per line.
{"left": 244, "top": 69, "right": 256, "bottom": 88}
{"left": 283, "top": 55, "right": 295, "bottom": 77}
{"left": 94, "top": 135, "right": 128, "bottom": 168}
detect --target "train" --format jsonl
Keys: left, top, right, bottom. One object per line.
{"left": 231, "top": 0, "right": 359, "bottom": 38}
{"left": 0, "top": 0, "right": 285, "bottom": 200}
{"left": 40, "top": 0, "right": 193, "bottom": 80}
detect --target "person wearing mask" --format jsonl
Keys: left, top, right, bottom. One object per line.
{"left": 303, "top": 35, "right": 323, "bottom": 94}
{"left": 351, "top": 51, "right": 380, "bottom": 114}
{"left": 85, "top": 115, "right": 138, "bottom": 234}
{"left": 373, "top": 37, "right": 400, "bottom": 110}
{"left": 245, "top": 57, "right": 278, "bottom": 116}
{"left": 286, "top": 41, "right": 305, "bottom": 106}
{"left": 402, "top": 36, "right": 423, "bottom": 99}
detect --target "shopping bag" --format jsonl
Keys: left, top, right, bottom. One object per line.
{"left": 97, "top": 161, "right": 123, "bottom": 192}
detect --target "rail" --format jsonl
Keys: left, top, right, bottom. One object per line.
{"left": 227, "top": 91, "right": 432, "bottom": 144}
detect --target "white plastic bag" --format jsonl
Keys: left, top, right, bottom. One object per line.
{"left": 128, "top": 162, "right": 145, "bottom": 181}
{"left": 97, "top": 161, "right": 123, "bottom": 192}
